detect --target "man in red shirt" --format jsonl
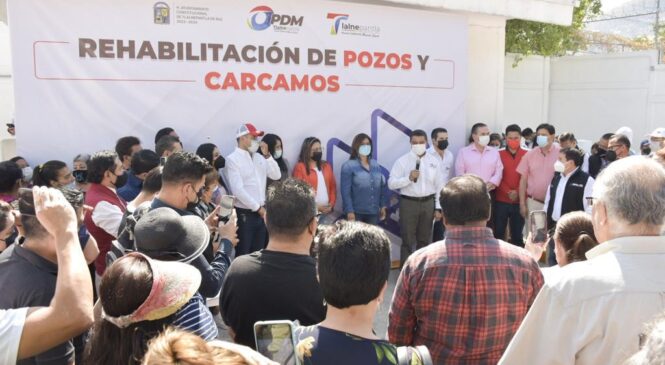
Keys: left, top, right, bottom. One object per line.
{"left": 494, "top": 124, "right": 528, "bottom": 246}
{"left": 388, "top": 174, "right": 543, "bottom": 365}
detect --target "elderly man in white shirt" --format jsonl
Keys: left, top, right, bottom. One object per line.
{"left": 225, "top": 123, "right": 281, "bottom": 256}
{"left": 389, "top": 129, "right": 445, "bottom": 267}
{"left": 499, "top": 156, "right": 665, "bottom": 365}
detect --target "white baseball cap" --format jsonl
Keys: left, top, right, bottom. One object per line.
{"left": 650, "top": 127, "right": 665, "bottom": 139}
{"left": 235, "top": 123, "right": 264, "bottom": 138}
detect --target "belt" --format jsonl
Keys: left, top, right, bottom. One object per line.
{"left": 235, "top": 207, "right": 260, "bottom": 214}
{"left": 528, "top": 196, "right": 545, "bottom": 204}
{"left": 400, "top": 194, "right": 435, "bottom": 202}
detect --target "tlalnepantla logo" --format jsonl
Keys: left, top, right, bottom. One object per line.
{"left": 326, "top": 12, "right": 380, "bottom": 38}
{"left": 247, "top": 5, "right": 303, "bottom": 33}
{"left": 154, "top": 2, "right": 170, "bottom": 24}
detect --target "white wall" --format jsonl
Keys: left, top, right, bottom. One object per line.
{"left": 0, "top": 22, "right": 14, "bottom": 161}
{"left": 505, "top": 51, "right": 661, "bottom": 145}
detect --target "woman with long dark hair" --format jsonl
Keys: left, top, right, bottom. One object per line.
{"left": 85, "top": 252, "right": 202, "bottom": 365}
{"left": 292, "top": 137, "right": 336, "bottom": 216}
{"left": 32, "top": 160, "right": 74, "bottom": 188}
{"left": 340, "top": 133, "right": 387, "bottom": 225}
{"left": 195, "top": 143, "right": 229, "bottom": 200}
{"left": 261, "top": 134, "right": 289, "bottom": 187}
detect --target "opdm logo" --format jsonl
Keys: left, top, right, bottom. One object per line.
{"left": 247, "top": 5, "right": 304, "bottom": 32}
{"left": 326, "top": 13, "right": 348, "bottom": 35}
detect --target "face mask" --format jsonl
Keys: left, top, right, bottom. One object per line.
{"left": 507, "top": 139, "right": 521, "bottom": 150}
{"left": 359, "top": 145, "right": 371, "bottom": 156}
{"left": 642, "top": 147, "right": 652, "bottom": 156}
{"left": 411, "top": 143, "right": 426, "bottom": 155}
{"left": 73, "top": 170, "right": 87, "bottom": 184}
{"left": 536, "top": 135, "right": 549, "bottom": 147}
{"left": 312, "top": 152, "right": 323, "bottom": 162}
{"left": 606, "top": 150, "right": 617, "bottom": 162}
{"left": 113, "top": 171, "right": 128, "bottom": 189}
{"left": 554, "top": 160, "right": 566, "bottom": 173}
{"left": 186, "top": 186, "right": 204, "bottom": 211}
{"left": 249, "top": 139, "right": 260, "bottom": 153}
{"left": 437, "top": 140, "right": 449, "bottom": 150}
{"left": 650, "top": 141, "right": 662, "bottom": 153}
{"left": 21, "top": 166, "right": 33, "bottom": 181}
{"left": 213, "top": 156, "right": 225, "bottom": 170}
{"left": 65, "top": 181, "right": 77, "bottom": 190}
{"left": 273, "top": 149, "right": 283, "bottom": 159}
{"left": 478, "top": 135, "right": 490, "bottom": 146}
{"left": 597, "top": 147, "right": 607, "bottom": 158}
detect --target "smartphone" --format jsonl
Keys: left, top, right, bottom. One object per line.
{"left": 217, "top": 195, "right": 235, "bottom": 223}
{"left": 530, "top": 210, "right": 548, "bottom": 244}
{"left": 254, "top": 320, "right": 299, "bottom": 365}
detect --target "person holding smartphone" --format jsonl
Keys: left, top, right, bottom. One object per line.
{"left": 295, "top": 221, "right": 428, "bottom": 365}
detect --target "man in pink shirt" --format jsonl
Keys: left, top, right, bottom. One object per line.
{"left": 516, "top": 123, "right": 560, "bottom": 235}
{"left": 455, "top": 123, "right": 503, "bottom": 190}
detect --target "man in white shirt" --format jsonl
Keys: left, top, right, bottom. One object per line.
{"left": 225, "top": 123, "right": 281, "bottom": 256}
{"left": 428, "top": 127, "right": 454, "bottom": 242}
{"left": 543, "top": 148, "right": 594, "bottom": 265}
{"left": 499, "top": 157, "right": 665, "bottom": 365}
{"left": 389, "top": 129, "right": 445, "bottom": 267}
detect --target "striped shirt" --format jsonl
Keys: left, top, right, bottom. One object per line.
{"left": 173, "top": 293, "right": 218, "bottom": 341}
{"left": 388, "top": 226, "right": 543, "bottom": 365}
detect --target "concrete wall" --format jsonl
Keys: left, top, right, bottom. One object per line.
{"left": 505, "top": 51, "right": 661, "bottom": 144}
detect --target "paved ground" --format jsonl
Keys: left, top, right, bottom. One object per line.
{"left": 214, "top": 269, "right": 402, "bottom": 341}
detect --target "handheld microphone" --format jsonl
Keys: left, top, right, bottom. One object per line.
{"left": 414, "top": 159, "right": 420, "bottom": 183}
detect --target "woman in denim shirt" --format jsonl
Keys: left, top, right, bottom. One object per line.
{"left": 341, "top": 133, "right": 388, "bottom": 225}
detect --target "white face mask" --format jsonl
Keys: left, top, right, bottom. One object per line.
{"left": 249, "top": 139, "right": 260, "bottom": 153}
{"left": 273, "top": 149, "right": 283, "bottom": 159}
{"left": 554, "top": 160, "right": 566, "bottom": 173}
{"left": 478, "top": 135, "right": 490, "bottom": 146}
{"left": 537, "top": 135, "right": 550, "bottom": 147}
{"left": 22, "top": 166, "right": 33, "bottom": 181}
{"left": 411, "top": 143, "right": 426, "bottom": 156}
{"left": 650, "top": 141, "right": 662, "bottom": 153}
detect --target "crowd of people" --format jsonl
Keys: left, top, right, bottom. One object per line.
{"left": 0, "top": 120, "right": 665, "bottom": 365}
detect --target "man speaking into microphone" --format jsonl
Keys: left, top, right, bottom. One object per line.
{"left": 389, "top": 130, "right": 445, "bottom": 267}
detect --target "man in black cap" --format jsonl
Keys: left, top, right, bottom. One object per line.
{"left": 146, "top": 151, "right": 237, "bottom": 299}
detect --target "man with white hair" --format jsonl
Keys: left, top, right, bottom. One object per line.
{"left": 499, "top": 156, "right": 665, "bottom": 365}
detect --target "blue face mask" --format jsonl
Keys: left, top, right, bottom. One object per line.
{"left": 536, "top": 135, "right": 549, "bottom": 147}
{"left": 359, "top": 145, "right": 371, "bottom": 157}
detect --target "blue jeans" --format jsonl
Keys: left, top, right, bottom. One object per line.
{"left": 354, "top": 213, "right": 379, "bottom": 225}
{"left": 235, "top": 210, "right": 268, "bottom": 257}
{"left": 493, "top": 201, "right": 525, "bottom": 247}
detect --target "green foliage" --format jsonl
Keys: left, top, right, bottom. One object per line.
{"left": 506, "top": 0, "right": 602, "bottom": 64}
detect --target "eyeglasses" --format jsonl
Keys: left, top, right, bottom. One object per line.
{"left": 585, "top": 196, "right": 597, "bottom": 206}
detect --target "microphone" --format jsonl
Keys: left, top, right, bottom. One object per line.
{"left": 414, "top": 158, "right": 420, "bottom": 183}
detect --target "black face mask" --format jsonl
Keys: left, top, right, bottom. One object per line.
{"left": 437, "top": 140, "right": 449, "bottom": 150}
{"left": 213, "top": 156, "right": 225, "bottom": 170}
{"left": 312, "top": 152, "right": 323, "bottom": 162}
{"left": 642, "top": 148, "right": 652, "bottom": 156}
{"left": 113, "top": 171, "right": 128, "bottom": 189}
{"left": 186, "top": 186, "right": 204, "bottom": 211}
{"left": 73, "top": 170, "right": 88, "bottom": 184}
{"left": 597, "top": 147, "right": 607, "bottom": 158}
{"left": 606, "top": 150, "right": 617, "bottom": 162}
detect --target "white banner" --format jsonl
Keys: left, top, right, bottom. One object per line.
{"left": 8, "top": 0, "right": 467, "bottom": 238}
